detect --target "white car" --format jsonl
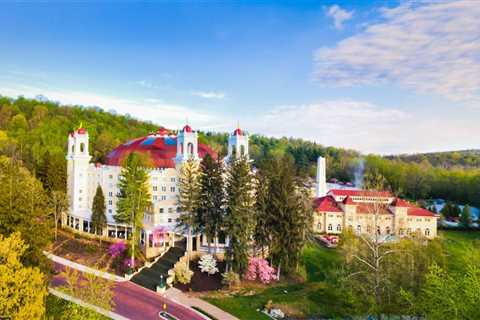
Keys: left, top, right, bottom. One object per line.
{"left": 158, "top": 311, "right": 178, "bottom": 320}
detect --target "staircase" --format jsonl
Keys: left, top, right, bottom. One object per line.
{"left": 130, "top": 240, "right": 186, "bottom": 291}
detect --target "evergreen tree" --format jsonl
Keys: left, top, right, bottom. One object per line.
{"left": 197, "top": 154, "right": 225, "bottom": 253}
{"left": 460, "top": 205, "right": 472, "bottom": 228}
{"left": 91, "top": 185, "right": 107, "bottom": 241}
{"left": 225, "top": 156, "right": 255, "bottom": 274}
{"left": 264, "top": 155, "right": 312, "bottom": 277}
{"left": 177, "top": 158, "right": 201, "bottom": 263}
{"left": 114, "top": 153, "right": 151, "bottom": 270}
{"left": 253, "top": 170, "right": 271, "bottom": 258}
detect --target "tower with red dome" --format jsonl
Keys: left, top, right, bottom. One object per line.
{"left": 175, "top": 124, "right": 199, "bottom": 163}
{"left": 225, "top": 126, "right": 249, "bottom": 162}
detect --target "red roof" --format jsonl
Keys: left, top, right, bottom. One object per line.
{"left": 343, "top": 195, "right": 355, "bottom": 205}
{"left": 77, "top": 127, "right": 87, "bottom": 134}
{"left": 183, "top": 125, "right": 192, "bottom": 133}
{"left": 105, "top": 133, "right": 216, "bottom": 168}
{"left": 407, "top": 207, "right": 436, "bottom": 217}
{"left": 329, "top": 189, "right": 392, "bottom": 198}
{"left": 314, "top": 196, "right": 342, "bottom": 212}
{"left": 233, "top": 128, "right": 242, "bottom": 136}
{"left": 391, "top": 198, "right": 412, "bottom": 207}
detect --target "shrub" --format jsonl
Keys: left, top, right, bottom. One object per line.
{"left": 222, "top": 271, "right": 240, "bottom": 289}
{"left": 198, "top": 254, "right": 219, "bottom": 275}
{"left": 244, "top": 257, "right": 277, "bottom": 284}
{"left": 108, "top": 241, "right": 126, "bottom": 258}
{"left": 174, "top": 262, "right": 193, "bottom": 284}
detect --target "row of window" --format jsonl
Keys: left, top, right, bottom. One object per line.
{"left": 317, "top": 222, "right": 432, "bottom": 236}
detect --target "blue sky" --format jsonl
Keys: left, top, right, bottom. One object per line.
{"left": 1, "top": 1, "right": 479, "bottom": 154}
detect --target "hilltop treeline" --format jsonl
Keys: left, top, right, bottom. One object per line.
{"left": 1, "top": 95, "right": 480, "bottom": 207}
{"left": 386, "top": 150, "right": 480, "bottom": 169}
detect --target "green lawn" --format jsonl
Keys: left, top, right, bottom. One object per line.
{"left": 45, "top": 294, "right": 110, "bottom": 319}
{"left": 204, "top": 230, "right": 480, "bottom": 320}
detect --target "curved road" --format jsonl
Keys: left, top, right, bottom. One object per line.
{"left": 51, "top": 264, "right": 205, "bottom": 320}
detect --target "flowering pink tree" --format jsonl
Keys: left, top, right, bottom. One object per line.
{"left": 109, "top": 241, "right": 127, "bottom": 258}
{"left": 152, "top": 226, "right": 167, "bottom": 246}
{"left": 244, "top": 257, "right": 277, "bottom": 284}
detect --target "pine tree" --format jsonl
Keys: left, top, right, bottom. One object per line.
{"left": 177, "top": 158, "right": 201, "bottom": 263}
{"left": 197, "top": 154, "right": 225, "bottom": 253}
{"left": 114, "top": 153, "right": 151, "bottom": 270}
{"left": 253, "top": 170, "right": 271, "bottom": 258}
{"left": 460, "top": 205, "right": 472, "bottom": 228}
{"left": 91, "top": 185, "right": 107, "bottom": 242}
{"left": 225, "top": 156, "right": 255, "bottom": 274}
{"left": 264, "top": 155, "right": 312, "bottom": 277}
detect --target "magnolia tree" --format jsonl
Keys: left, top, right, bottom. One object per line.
{"left": 244, "top": 257, "right": 278, "bottom": 284}
{"left": 198, "top": 254, "right": 219, "bottom": 275}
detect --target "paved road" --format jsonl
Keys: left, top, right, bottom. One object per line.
{"left": 51, "top": 263, "right": 205, "bottom": 320}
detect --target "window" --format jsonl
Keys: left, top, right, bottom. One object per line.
{"left": 367, "top": 225, "right": 371, "bottom": 233}
{"left": 153, "top": 195, "right": 158, "bottom": 201}
{"left": 386, "top": 226, "right": 391, "bottom": 234}
{"left": 377, "top": 226, "right": 381, "bottom": 234}
{"left": 109, "top": 175, "right": 113, "bottom": 179}
{"left": 159, "top": 208, "right": 164, "bottom": 213}
{"left": 153, "top": 186, "right": 157, "bottom": 191}
{"left": 168, "top": 218, "right": 172, "bottom": 223}
{"left": 407, "top": 228, "right": 412, "bottom": 234}
{"left": 79, "top": 189, "right": 83, "bottom": 194}
{"left": 170, "top": 187, "right": 175, "bottom": 192}
{"left": 108, "top": 192, "right": 113, "bottom": 197}
{"left": 356, "top": 225, "right": 361, "bottom": 233}
{"left": 108, "top": 200, "right": 113, "bottom": 205}
{"left": 425, "top": 228, "right": 430, "bottom": 236}
{"left": 168, "top": 207, "right": 174, "bottom": 213}
{"left": 170, "top": 178, "right": 176, "bottom": 182}
{"left": 337, "top": 224, "right": 342, "bottom": 232}
{"left": 162, "top": 186, "right": 166, "bottom": 192}
{"left": 328, "top": 224, "right": 333, "bottom": 231}
{"left": 161, "top": 195, "right": 166, "bottom": 201}
{"left": 317, "top": 223, "right": 322, "bottom": 230}
{"left": 108, "top": 209, "right": 112, "bottom": 214}
{"left": 399, "top": 228, "right": 404, "bottom": 236}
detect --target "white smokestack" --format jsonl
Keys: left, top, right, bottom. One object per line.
{"left": 316, "top": 156, "right": 327, "bottom": 197}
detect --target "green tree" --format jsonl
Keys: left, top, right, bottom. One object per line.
{"left": 177, "top": 158, "right": 201, "bottom": 263}
{"left": 0, "top": 232, "right": 47, "bottom": 319}
{"left": 49, "top": 190, "right": 68, "bottom": 241}
{"left": 197, "top": 154, "right": 225, "bottom": 253}
{"left": 264, "top": 155, "right": 312, "bottom": 277}
{"left": 253, "top": 170, "right": 271, "bottom": 258}
{"left": 0, "top": 156, "right": 51, "bottom": 268}
{"left": 224, "top": 156, "right": 255, "bottom": 274}
{"left": 460, "top": 205, "right": 472, "bottom": 227}
{"left": 91, "top": 185, "right": 107, "bottom": 241}
{"left": 114, "top": 153, "right": 151, "bottom": 270}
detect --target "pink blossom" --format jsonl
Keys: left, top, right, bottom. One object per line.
{"left": 109, "top": 241, "right": 127, "bottom": 258}
{"left": 244, "top": 257, "right": 278, "bottom": 284}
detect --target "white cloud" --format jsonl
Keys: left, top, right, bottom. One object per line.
{"left": 325, "top": 5, "right": 353, "bottom": 30}
{"left": 250, "top": 100, "right": 480, "bottom": 154}
{"left": 135, "top": 80, "right": 159, "bottom": 89}
{"left": 315, "top": 1, "right": 480, "bottom": 102}
{"left": 191, "top": 91, "right": 226, "bottom": 99}
{"left": 0, "top": 85, "right": 228, "bottom": 131}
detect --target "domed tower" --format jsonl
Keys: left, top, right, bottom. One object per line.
{"left": 66, "top": 126, "right": 92, "bottom": 216}
{"left": 175, "top": 124, "right": 199, "bottom": 163}
{"left": 225, "top": 126, "right": 249, "bottom": 162}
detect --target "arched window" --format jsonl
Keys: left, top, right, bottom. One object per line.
{"left": 71, "top": 145, "right": 75, "bottom": 153}
{"left": 80, "top": 143, "right": 85, "bottom": 153}
{"left": 425, "top": 228, "right": 430, "bottom": 236}
{"left": 356, "top": 225, "right": 361, "bottom": 233}
{"left": 328, "top": 224, "right": 333, "bottom": 231}
{"left": 337, "top": 224, "right": 342, "bottom": 232}
{"left": 240, "top": 145, "right": 246, "bottom": 156}
{"left": 317, "top": 222, "right": 322, "bottom": 231}
{"left": 187, "top": 143, "right": 194, "bottom": 155}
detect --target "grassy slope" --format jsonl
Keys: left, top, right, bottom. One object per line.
{"left": 205, "top": 243, "right": 344, "bottom": 320}
{"left": 205, "top": 231, "right": 480, "bottom": 320}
